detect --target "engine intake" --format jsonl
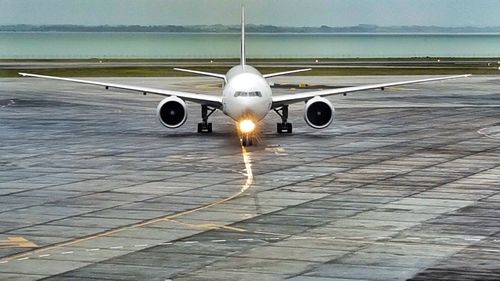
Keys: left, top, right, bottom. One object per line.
{"left": 304, "top": 96, "right": 335, "bottom": 129}
{"left": 156, "top": 96, "right": 187, "bottom": 128}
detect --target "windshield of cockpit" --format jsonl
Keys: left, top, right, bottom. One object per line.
{"left": 234, "top": 91, "right": 262, "bottom": 97}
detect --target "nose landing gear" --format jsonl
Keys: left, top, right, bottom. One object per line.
{"left": 197, "top": 105, "right": 216, "bottom": 133}
{"left": 274, "top": 105, "right": 293, "bottom": 134}
{"left": 241, "top": 134, "right": 253, "bottom": 147}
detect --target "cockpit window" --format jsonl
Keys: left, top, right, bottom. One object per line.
{"left": 249, "top": 91, "right": 262, "bottom": 97}
{"left": 234, "top": 91, "right": 262, "bottom": 97}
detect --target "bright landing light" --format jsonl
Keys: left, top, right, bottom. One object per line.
{"left": 239, "top": 119, "right": 256, "bottom": 133}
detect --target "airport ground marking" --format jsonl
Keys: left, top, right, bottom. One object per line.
{"left": 2, "top": 234, "right": 500, "bottom": 265}
{"left": 0, "top": 236, "right": 38, "bottom": 248}
{"left": 164, "top": 219, "right": 247, "bottom": 232}
{"left": 478, "top": 127, "right": 500, "bottom": 139}
{"left": 0, "top": 145, "right": 254, "bottom": 263}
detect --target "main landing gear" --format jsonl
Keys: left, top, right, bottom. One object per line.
{"left": 274, "top": 105, "right": 293, "bottom": 134}
{"left": 197, "top": 105, "right": 215, "bottom": 133}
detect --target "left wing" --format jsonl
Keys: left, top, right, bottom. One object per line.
{"left": 272, "top": 74, "right": 471, "bottom": 108}
{"left": 19, "top": 73, "right": 222, "bottom": 108}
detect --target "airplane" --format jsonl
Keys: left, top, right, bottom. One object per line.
{"left": 19, "top": 7, "right": 470, "bottom": 146}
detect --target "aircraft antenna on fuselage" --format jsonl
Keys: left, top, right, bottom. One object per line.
{"left": 240, "top": 6, "right": 246, "bottom": 66}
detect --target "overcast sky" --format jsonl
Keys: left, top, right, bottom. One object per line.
{"left": 2, "top": 0, "right": 500, "bottom": 27}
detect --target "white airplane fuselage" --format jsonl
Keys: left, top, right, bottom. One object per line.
{"left": 222, "top": 65, "right": 272, "bottom": 123}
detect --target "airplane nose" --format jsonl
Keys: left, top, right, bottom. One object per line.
{"left": 243, "top": 100, "right": 268, "bottom": 119}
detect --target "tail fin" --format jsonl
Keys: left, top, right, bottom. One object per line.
{"left": 240, "top": 6, "right": 246, "bottom": 66}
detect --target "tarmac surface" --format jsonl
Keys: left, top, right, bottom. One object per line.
{"left": 0, "top": 75, "right": 499, "bottom": 280}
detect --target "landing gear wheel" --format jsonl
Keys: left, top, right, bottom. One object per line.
{"left": 274, "top": 105, "right": 293, "bottom": 134}
{"left": 197, "top": 122, "right": 213, "bottom": 133}
{"left": 198, "top": 105, "right": 215, "bottom": 133}
{"left": 241, "top": 134, "right": 253, "bottom": 147}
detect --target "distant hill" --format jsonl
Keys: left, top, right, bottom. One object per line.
{"left": 2, "top": 24, "right": 500, "bottom": 33}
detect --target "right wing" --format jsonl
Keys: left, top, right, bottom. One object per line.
{"left": 19, "top": 72, "right": 222, "bottom": 108}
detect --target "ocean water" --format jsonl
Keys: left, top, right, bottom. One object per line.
{"left": 1, "top": 32, "right": 500, "bottom": 59}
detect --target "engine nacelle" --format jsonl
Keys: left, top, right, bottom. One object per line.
{"left": 304, "top": 96, "right": 335, "bottom": 129}
{"left": 156, "top": 96, "right": 187, "bottom": 128}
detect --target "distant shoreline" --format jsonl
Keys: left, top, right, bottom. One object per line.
{"left": 3, "top": 24, "right": 500, "bottom": 33}
{"left": 1, "top": 58, "right": 499, "bottom": 77}
{"left": 3, "top": 31, "right": 500, "bottom": 36}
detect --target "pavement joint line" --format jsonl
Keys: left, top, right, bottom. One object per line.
{"left": 1, "top": 86, "right": 500, "bottom": 275}
{"left": 0, "top": 144, "right": 255, "bottom": 263}
{"left": 4, "top": 234, "right": 500, "bottom": 265}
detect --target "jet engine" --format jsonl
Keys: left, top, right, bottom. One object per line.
{"left": 304, "top": 96, "right": 335, "bottom": 129}
{"left": 156, "top": 96, "right": 187, "bottom": 128}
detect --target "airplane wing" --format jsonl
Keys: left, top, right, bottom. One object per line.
{"left": 272, "top": 74, "right": 471, "bottom": 108}
{"left": 19, "top": 73, "right": 223, "bottom": 108}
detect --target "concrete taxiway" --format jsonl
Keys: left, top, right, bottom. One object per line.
{"left": 0, "top": 75, "right": 500, "bottom": 280}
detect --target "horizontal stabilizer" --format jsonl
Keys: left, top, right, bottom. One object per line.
{"left": 173, "top": 68, "right": 226, "bottom": 81}
{"left": 263, "top": 68, "right": 312, "bottom": 79}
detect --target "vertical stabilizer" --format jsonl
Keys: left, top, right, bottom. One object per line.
{"left": 240, "top": 6, "right": 246, "bottom": 65}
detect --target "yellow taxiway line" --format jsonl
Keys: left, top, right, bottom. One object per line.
{"left": 0, "top": 146, "right": 254, "bottom": 262}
